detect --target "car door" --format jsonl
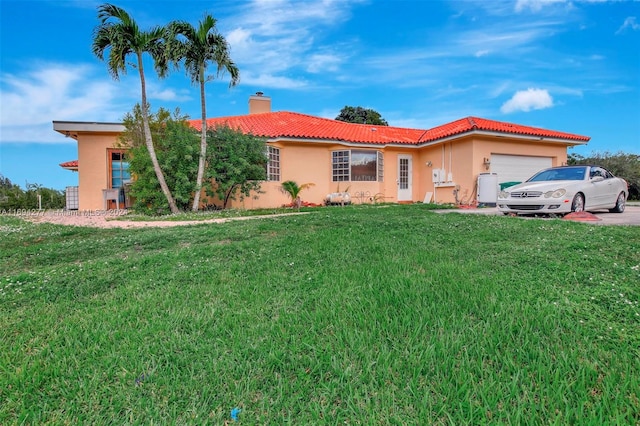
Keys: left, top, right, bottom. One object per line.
{"left": 588, "top": 167, "right": 614, "bottom": 208}
{"left": 602, "top": 169, "right": 625, "bottom": 206}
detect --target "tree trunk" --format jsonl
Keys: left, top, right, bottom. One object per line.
{"left": 137, "top": 52, "right": 179, "bottom": 214}
{"left": 191, "top": 68, "right": 207, "bottom": 211}
{"left": 223, "top": 184, "right": 238, "bottom": 209}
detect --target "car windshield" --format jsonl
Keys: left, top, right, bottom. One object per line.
{"left": 527, "top": 167, "right": 586, "bottom": 182}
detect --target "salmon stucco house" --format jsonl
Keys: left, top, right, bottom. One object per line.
{"left": 54, "top": 93, "right": 589, "bottom": 211}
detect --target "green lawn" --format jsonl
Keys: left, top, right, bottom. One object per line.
{"left": 1, "top": 205, "right": 639, "bottom": 424}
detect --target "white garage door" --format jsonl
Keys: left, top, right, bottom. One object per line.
{"left": 490, "top": 154, "right": 552, "bottom": 185}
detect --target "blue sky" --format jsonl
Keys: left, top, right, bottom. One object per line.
{"left": 1, "top": 0, "right": 639, "bottom": 190}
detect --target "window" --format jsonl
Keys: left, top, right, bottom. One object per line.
{"left": 109, "top": 150, "right": 130, "bottom": 189}
{"left": 108, "top": 149, "right": 130, "bottom": 205}
{"left": 590, "top": 166, "right": 613, "bottom": 180}
{"left": 267, "top": 146, "right": 280, "bottom": 181}
{"left": 332, "top": 151, "right": 350, "bottom": 181}
{"left": 332, "top": 150, "right": 383, "bottom": 182}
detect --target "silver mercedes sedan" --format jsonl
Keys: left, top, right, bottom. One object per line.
{"left": 497, "top": 165, "right": 628, "bottom": 215}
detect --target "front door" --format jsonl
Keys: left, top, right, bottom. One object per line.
{"left": 397, "top": 154, "right": 412, "bottom": 201}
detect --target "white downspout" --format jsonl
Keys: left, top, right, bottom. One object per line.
{"left": 449, "top": 142, "right": 453, "bottom": 182}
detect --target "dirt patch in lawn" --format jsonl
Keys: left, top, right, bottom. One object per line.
{"left": 23, "top": 210, "right": 308, "bottom": 229}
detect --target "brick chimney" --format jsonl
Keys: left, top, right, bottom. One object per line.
{"left": 248, "top": 91, "right": 271, "bottom": 114}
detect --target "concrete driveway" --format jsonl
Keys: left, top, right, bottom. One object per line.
{"left": 435, "top": 204, "right": 640, "bottom": 226}
{"left": 586, "top": 205, "right": 640, "bottom": 226}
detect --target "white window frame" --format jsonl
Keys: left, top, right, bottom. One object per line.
{"left": 332, "top": 150, "right": 350, "bottom": 181}
{"left": 267, "top": 146, "right": 280, "bottom": 181}
{"left": 332, "top": 149, "right": 383, "bottom": 182}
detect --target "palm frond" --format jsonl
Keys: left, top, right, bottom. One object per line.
{"left": 280, "top": 181, "right": 315, "bottom": 201}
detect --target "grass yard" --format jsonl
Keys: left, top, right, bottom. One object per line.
{"left": 1, "top": 204, "right": 639, "bottom": 424}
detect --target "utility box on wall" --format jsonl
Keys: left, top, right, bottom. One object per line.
{"left": 432, "top": 168, "right": 445, "bottom": 183}
{"left": 477, "top": 173, "right": 498, "bottom": 206}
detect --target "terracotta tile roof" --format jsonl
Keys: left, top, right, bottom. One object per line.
{"left": 191, "top": 111, "right": 427, "bottom": 145}
{"left": 59, "top": 114, "right": 587, "bottom": 173}
{"left": 418, "top": 116, "right": 590, "bottom": 143}
{"left": 190, "top": 112, "right": 589, "bottom": 145}
{"left": 59, "top": 160, "right": 78, "bottom": 170}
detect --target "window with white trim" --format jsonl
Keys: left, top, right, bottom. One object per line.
{"left": 266, "top": 146, "right": 280, "bottom": 181}
{"left": 332, "top": 150, "right": 383, "bottom": 182}
{"left": 108, "top": 149, "right": 130, "bottom": 206}
{"left": 109, "top": 149, "right": 130, "bottom": 189}
{"left": 332, "top": 151, "right": 350, "bottom": 181}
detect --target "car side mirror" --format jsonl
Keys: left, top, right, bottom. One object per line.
{"left": 591, "top": 176, "right": 604, "bottom": 182}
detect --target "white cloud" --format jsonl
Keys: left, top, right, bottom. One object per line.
{"left": 360, "top": 17, "right": 563, "bottom": 91}
{"left": 490, "top": 82, "right": 512, "bottom": 98}
{"left": 226, "top": 27, "right": 253, "bottom": 53}
{"left": 147, "top": 85, "right": 191, "bottom": 102}
{"left": 306, "top": 53, "right": 343, "bottom": 73}
{"left": 616, "top": 17, "right": 640, "bottom": 34}
{"left": 1, "top": 64, "right": 114, "bottom": 126}
{"left": 222, "top": 0, "right": 357, "bottom": 89}
{"left": 453, "top": 19, "right": 565, "bottom": 60}
{"left": 0, "top": 62, "right": 142, "bottom": 143}
{"left": 239, "top": 72, "right": 308, "bottom": 89}
{"left": 515, "top": 0, "right": 566, "bottom": 13}
{"left": 500, "top": 88, "right": 554, "bottom": 113}
{"left": 317, "top": 108, "right": 341, "bottom": 120}
{"left": 0, "top": 63, "right": 127, "bottom": 128}
{"left": 550, "top": 86, "right": 583, "bottom": 97}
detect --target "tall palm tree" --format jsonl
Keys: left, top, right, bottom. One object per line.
{"left": 167, "top": 14, "right": 240, "bottom": 211}
{"left": 92, "top": 3, "right": 179, "bottom": 214}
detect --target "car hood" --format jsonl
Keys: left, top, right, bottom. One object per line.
{"left": 507, "top": 180, "right": 579, "bottom": 192}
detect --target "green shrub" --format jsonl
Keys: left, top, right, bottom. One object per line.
{"left": 204, "top": 125, "right": 267, "bottom": 209}
{"left": 120, "top": 107, "right": 200, "bottom": 214}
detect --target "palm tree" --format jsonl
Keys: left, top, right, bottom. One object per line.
{"left": 167, "top": 15, "right": 240, "bottom": 211}
{"left": 92, "top": 3, "right": 179, "bottom": 214}
{"left": 280, "top": 181, "right": 315, "bottom": 209}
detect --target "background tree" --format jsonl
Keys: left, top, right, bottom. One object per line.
{"left": 335, "top": 106, "right": 389, "bottom": 126}
{"left": 92, "top": 3, "right": 179, "bottom": 213}
{"left": 167, "top": 14, "right": 240, "bottom": 211}
{"left": 204, "top": 126, "right": 267, "bottom": 209}
{"left": 568, "top": 151, "right": 640, "bottom": 200}
{"left": 120, "top": 106, "right": 200, "bottom": 214}
{"left": 0, "top": 175, "right": 65, "bottom": 210}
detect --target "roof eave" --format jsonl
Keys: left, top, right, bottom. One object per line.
{"left": 473, "top": 130, "right": 589, "bottom": 145}
{"left": 53, "top": 121, "right": 126, "bottom": 140}
{"left": 268, "top": 136, "right": 414, "bottom": 148}
{"left": 417, "top": 129, "right": 589, "bottom": 147}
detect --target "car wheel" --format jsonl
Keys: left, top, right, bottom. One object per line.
{"left": 571, "top": 193, "right": 585, "bottom": 212}
{"left": 609, "top": 192, "right": 626, "bottom": 213}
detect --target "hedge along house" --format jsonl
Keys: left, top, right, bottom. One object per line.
{"left": 54, "top": 93, "right": 589, "bottom": 210}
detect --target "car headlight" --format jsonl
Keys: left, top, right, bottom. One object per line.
{"left": 544, "top": 189, "right": 566, "bottom": 198}
{"left": 498, "top": 190, "right": 509, "bottom": 199}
